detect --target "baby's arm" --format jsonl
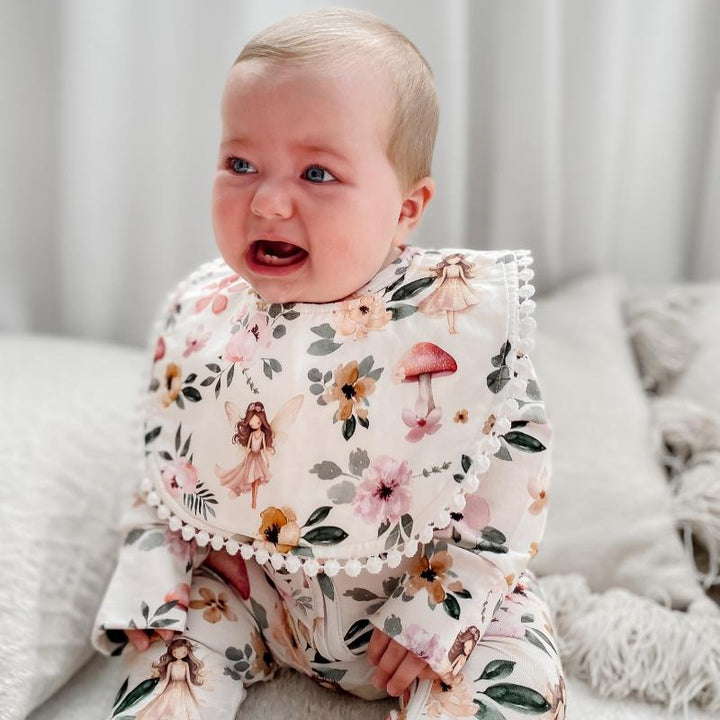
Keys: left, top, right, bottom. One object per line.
{"left": 367, "top": 349, "right": 552, "bottom": 683}
{"left": 91, "top": 496, "right": 207, "bottom": 656}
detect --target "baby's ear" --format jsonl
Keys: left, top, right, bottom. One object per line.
{"left": 398, "top": 176, "right": 435, "bottom": 231}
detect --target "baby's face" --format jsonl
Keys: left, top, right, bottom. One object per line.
{"left": 212, "top": 59, "right": 429, "bottom": 304}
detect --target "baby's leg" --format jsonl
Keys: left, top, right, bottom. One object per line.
{"left": 395, "top": 569, "right": 566, "bottom": 720}
{"left": 103, "top": 559, "right": 282, "bottom": 720}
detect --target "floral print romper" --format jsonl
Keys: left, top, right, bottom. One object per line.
{"left": 92, "top": 245, "right": 566, "bottom": 720}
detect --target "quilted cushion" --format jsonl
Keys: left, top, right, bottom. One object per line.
{"left": 529, "top": 274, "right": 708, "bottom": 608}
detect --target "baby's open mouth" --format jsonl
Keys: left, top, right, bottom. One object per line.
{"left": 252, "top": 240, "right": 308, "bottom": 266}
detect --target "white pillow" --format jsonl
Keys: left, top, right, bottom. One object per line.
{"left": 528, "top": 274, "right": 708, "bottom": 608}
{"left": 665, "top": 283, "right": 720, "bottom": 412}
{"left": 0, "top": 334, "right": 145, "bottom": 720}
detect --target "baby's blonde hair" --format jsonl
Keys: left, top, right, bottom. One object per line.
{"left": 233, "top": 7, "right": 438, "bottom": 197}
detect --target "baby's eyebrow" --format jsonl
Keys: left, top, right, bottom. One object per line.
{"left": 220, "top": 137, "right": 350, "bottom": 162}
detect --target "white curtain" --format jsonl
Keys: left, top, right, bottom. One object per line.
{"left": 2, "top": 0, "right": 718, "bottom": 347}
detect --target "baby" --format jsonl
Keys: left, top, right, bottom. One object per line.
{"left": 93, "top": 7, "right": 566, "bottom": 720}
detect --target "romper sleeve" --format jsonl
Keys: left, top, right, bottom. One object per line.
{"left": 91, "top": 269, "right": 211, "bottom": 657}
{"left": 91, "top": 496, "right": 207, "bottom": 656}
{"left": 367, "top": 250, "right": 551, "bottom": 681}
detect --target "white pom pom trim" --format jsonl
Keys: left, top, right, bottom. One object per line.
{"left": 133, "top": 249, "right": 537, "bottom": 578}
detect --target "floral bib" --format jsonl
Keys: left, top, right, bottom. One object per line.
{"left": 139, "top": 245, "right": 536, "bottom": 577}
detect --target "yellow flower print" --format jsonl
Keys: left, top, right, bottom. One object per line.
{"left": 426, "top": 674, "right": 477, "bottom": 718}
{"left": 254, "top": 506, "right": 301, "bottom": 553}
{"left": 529, "top": 541, "right": 539, "bottom": 558}
{"left": 454, "top": 409, "right": 469, "bottom": 423}
{"left": 248, "top": 628, "right": 276, "bottom": 677}
{"left": 322, "top": 360, "right": 376, "bottom": 422}
{"left": 189, "top": 586, "right": 238, "bottom": 624}
{"left": 405, "top": 549, "right": 464, "bottom": 604}
{"left": 482, "top": 413, "right": 496, "bottom": 434}
{"left": 161, "top": 363, "right": 182, "bottom": 407}
{"left": 528, "top": 465, "right": 550, "bottom": 515}
{"left": 332, "top": 295, "right": 392, "bottom": 340}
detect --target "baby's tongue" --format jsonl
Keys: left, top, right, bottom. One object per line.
{"left": 262, "top": 240, "right": 301, "bottom": 258}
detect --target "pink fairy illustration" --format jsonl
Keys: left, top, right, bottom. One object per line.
{"left": 215, "top": 396, "right": 303, "bottom": 509}
{"left": 417, "top": 253, "right": 484, "bottom": 334}
{"left": 135, "top": 638, "right": 204, "bottom": 720}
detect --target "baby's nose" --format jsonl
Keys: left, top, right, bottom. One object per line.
{"left": 250, "top": 180, "right": 293, "bottom": 219}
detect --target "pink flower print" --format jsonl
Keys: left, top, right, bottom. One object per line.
{"left": 402, "top": 396, "right": 442, "bottom": 442}
{"left": 528, "top": 464, "right": 549, "bottom": 515}
{"left": 154, "top": 336, "right": 166, "bottom": 363}
{"left": 399, "top": 624, "right": 446, "bottom": 668}
{"left": 222, "top": 312, "right": 272, "bottom": 365}
{"left": 352, "top": 455, "right": 411, "bottom": 525}
{"left": 183, "top": 324, "right": 211, "bottom": 358}
{"left": 485, "top": 610, "right": 525, "bottom": 639}
{"left": 195, "top": 274, "right": 244, "bottom": 315}
{"left": 163, "top": 528, "right": 198, "bottom": 562}
{"left": 161, "top": 459, "right": 199, "bottom": 497}
{"left": 435, "top": 493, "right": 490, "bottom": 541}
{"left": 164, "top": 582, "right": 190, "bottom": 611}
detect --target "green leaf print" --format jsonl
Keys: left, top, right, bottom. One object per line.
{"left": 442, "top": 593, "right": 461, "bottom": 619}
{"left": 342, "top": 415, "right": 356, "bottom": 440}
{"left": 390, "top": 276, "right": 435, "bottom": 301}
{"left": 310, "top": 461, "right": 343, "bottom": 480}
{"left": 461, "top": 454, "right": 473, "bottom": 472}
{"left": 483, "top": 683, "right": 551, "bottom": 714}
{"left": 473, "top": 699, "right": 506, "bottom": 720}
{"left": 144, "top": 426, "right": 161, "bottom": 445}
{"left": 151, "top": 600, "right": 178, "bottom": 617}
{"left": 317, "top": 571, "right": 335, "bottom": 601}
{"left": 388, "top": 304, "right": 417, "bottom": 321}
{"left": 303, "top": 506, "right": 333, "bottom": 527}
{"left": 487, "top": 366, "right": 511, "bottom": 394}
{"left": 328, "top": 480, "right": 356, "bottom": 504}
{"left": 358, "top": 355, "right": 374, "bottom": 376}
{"left": 383, "top": 614, "right": 402, "bottom": 637}
{"left": 524, "top": 629, "right": 553, "bottom": 658}
{"left": 181, "top": 386, "right": 201, "bottom": 402}
{"left": 308, "top": 338, "right": 343, "bottom": 356}
{"left": 113, "top": 676, "right": 129, "bottom": 708}
{"left": 478, "top": 660, "right": 515, "bottom": 681}
{"left": 302, "top": 526, "right": 349, "bottom": 545}
{"left": 502, "top": 431, "right": 546, "bottom": 453}
{"left": 307, "top": 368, "right": 322, "bottom": 382}
{"left": 272, "top": 325, "right": 286, "bottom": 339}
{"left": 112, "top": 678, "right": 159, "bottom": 716}
{"left": 343, "top": 588, "right": 380, "bottom": 601}
{"left": 349, "top": 447, "right": 370, "bottom": 475}
{"left": 250, "top": 597, "right": 268, "bottom": 630}
{"left": 310, "top": 323, "right": 336, "bottom": 338}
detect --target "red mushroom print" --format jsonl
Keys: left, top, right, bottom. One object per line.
{"left": 397, "top": 342, "right": 458, "bottom": 416}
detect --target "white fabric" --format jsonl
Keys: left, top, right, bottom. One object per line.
{"left": 529, "top": 274, "right": 708, "bottom": 608}
{"left": 2, "top": 0, "right": 720, "bottom": 346}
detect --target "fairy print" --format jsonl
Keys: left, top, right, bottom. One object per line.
{"left": 134, "top": 638, "right": 204, "bottom": 720}
{"left": 417, "top": 253, "right": 484, "bottom": 334}
{"left": 215, "top": 396, "right": 303, "bottom": 509}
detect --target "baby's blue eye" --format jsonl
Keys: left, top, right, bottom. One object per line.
{"left": 304, "top": 165, "right": 336, "bottom": 183}
{"left": 228, "top": 157, "right": 254, "bottom": 174}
